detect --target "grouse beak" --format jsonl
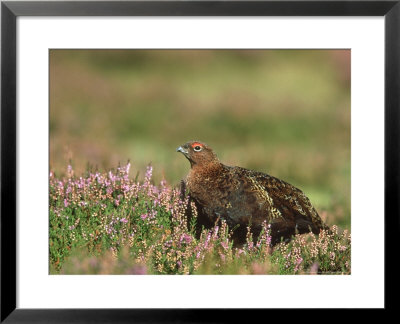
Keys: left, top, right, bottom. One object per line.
{"left": 177, "top": 145, "right": 194, "bottom": 165}
{"left": 176, "top": 146, "right": 188, "bottom": 155}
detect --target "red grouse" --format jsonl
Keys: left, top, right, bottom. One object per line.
{"left": 177, "top": 141, "right": 329, "bottom": 245}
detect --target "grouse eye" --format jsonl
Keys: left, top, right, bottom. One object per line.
{"left": 193, "top": 145, "right": 202, "bottom": 152}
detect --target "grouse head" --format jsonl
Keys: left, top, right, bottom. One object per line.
{"left": 176, "top": 141, "right": 219, "bottom": 167}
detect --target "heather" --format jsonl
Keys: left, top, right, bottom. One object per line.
{"left": 49, "top": 164, "right": 351, "bottom": 275}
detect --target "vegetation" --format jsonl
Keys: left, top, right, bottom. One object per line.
{"left": 50, "top": 164, "right": 350, "bottom": 275}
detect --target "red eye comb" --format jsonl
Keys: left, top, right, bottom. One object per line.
{"left": 191, "top": 142, "right": 203, "bottom": 148}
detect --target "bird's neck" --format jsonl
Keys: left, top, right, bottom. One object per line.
{"left": 187, "top": 161, "right": 224, "bottom": 196}
{"left": 190, "top": 160, "right": 222, "bottom": 174}
{"left": 188, "top": 161, "right": 224, "bottom": 186}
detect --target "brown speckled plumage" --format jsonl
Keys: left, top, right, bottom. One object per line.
{"left": 177, "top": 141, "right": 329, "bottom": 245}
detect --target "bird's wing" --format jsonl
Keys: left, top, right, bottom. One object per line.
{"left": 232, "top": 167, "right": 325, "bottom": 234}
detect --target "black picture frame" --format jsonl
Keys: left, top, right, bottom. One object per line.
{"left": 1, "top": 0, "right": 398, "bottom": 322}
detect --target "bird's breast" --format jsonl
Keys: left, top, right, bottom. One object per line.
{"left": 187, "top": 168, "right": 229, "bottom": 201}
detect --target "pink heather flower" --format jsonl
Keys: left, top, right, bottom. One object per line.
{"left": 220, "top": 241, "right": 228, "bottom": 250}
{"left": 180, "top": 233, "right": 192, "bottom": 244}
{"left": 114, "top": 199, "right": 120, "bottom": 206}
{"left": 213, "top": 226, "right": 219, "bottom": 237}
{"left": 164, "top": 240, "right": 172, "bottom": 248}
{"left": 123, "top": 163, "right": 131, "bottom": 180}
{"left": 64, "top": 199, "right": 69, "bottom": 207}
{"left": 144, "top": 165, "right": 153, "bottom": 182}
{"left": 293, "top": 257, "right": 303, "bottom": 272}
{"left": 204, "top": 231, "right": 212, "bottom": 249}
{"left": 140, "top": 214, "right": 148, "bottom": 220}
{"left": 67, "top": 165, "right": 73, "bottom": 177}
{"left": 184, "top": 234, "right": 192, "bottom": 244}
{"left": 108, "top": 171, "right": 117, "bottom": 182}
{"left": 266, "top": 224, "right": 272, "bottom": 246}
{"left": 120, "top": 218, "right": 128, "bottom": 223}
{"left": 266, "top": 236, "right": 272, "bottom": 246}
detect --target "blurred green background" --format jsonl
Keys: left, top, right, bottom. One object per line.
{"left": 50, "top": 49, "right": 350, "bottom": 229}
